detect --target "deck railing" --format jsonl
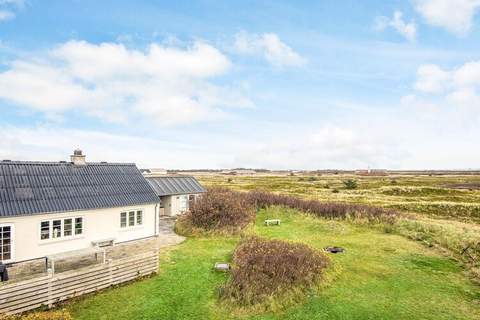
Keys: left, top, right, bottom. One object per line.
{"left": 0, "top": 249, "right": 159, "bottom": 315}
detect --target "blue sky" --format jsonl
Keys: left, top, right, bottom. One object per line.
{"left": 1, "top": 0, "right": 479, "bottom": 169}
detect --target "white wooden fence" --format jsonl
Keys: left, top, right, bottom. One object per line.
{"left": 0, "top": 250, "right": 159, "bottom": 315}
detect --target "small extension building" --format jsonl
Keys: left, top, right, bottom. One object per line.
{"left": 146, "top": 176, "right": 206, "bottom": 216}
{"left": 0, "top": 150, "right": 160, "bottom": 265}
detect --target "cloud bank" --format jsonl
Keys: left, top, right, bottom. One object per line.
{"left": 0, "top": 40, "right": 253, "bottom": 125}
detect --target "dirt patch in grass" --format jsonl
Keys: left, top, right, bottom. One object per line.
{"left": 220, "top": 237, "right": 329, "bottom": 311}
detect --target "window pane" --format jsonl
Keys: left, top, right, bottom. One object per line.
{"left": 64, "top": 218, "right": 72, "bottom": 236}
{"left": 41, "top": 221, "right": 50, "bottom": 240}
{"left": 136, "top": 210, "right": 143, "bottom": 225}
{"left": 120, "top": 212, "right": 127, "bottom": 228}
{"left": 0, "top": 226, "right": 12, "bottom": 261}
{"left": 180, "top": 195, "right": 188, "bottom": 211}
{"left": 128, "top": 211, "right": 135, "bottom": 226}
{"left": 75, "top": 217, "right": 83, "bottom": 235}
{"left": 52, "top": 220, "right": 62, "bottom": 238}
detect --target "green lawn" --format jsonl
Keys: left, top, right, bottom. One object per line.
{"left": 68, "top": 207, "right": 480, "bottom": 320}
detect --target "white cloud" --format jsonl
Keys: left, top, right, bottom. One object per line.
{"left": 414, "top": 0, "right": 480, "bottom": 35}
{"left": 234, "top": 31, "right": 306, "bottom": 67}
{"left": 409, "top": 60, "right": 480, "bottom": 117}
{"left": 415, "top": 64, "right": 451, "bottom": 93}
{"left": 375, "top": 11, "right": 417, "bottom": 42}
{"left": 0, "top": 9, "right": 14, "bottom": 21}
{"left": 414, "top": 60, "right": 480, "bottom": 93}
{"left": 0, "top": 40, "right": 253, "bottom": 125}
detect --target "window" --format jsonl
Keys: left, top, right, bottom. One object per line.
{"left": 120, "top": 212, "right": 127, "bottom": 228}
{"left": 75, "top": 218, "right": 83, "bottom": 235}
{"left": 128, "top": 211, "right": 135, "bottom": 226}
{"left": 40, "top": 221, "right": 50, "bottom": 240}
{"left": 120, "top": 210, "right": 143, "bottom": 228}
{"left": 52, "top": 220, "right": 61, "bottom": 238}
{"left": 0, "top": 225, "right": 12, "bottom": 262}
{"left": 40, "top": 217, "right": 83, "bottom": 241}
{"left": 64, "top": 219, "right": 72, "bottom": 236}
{"left": 179, "top": 195, "right": 188, "bottom": 211}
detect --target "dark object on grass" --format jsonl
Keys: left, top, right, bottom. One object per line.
{"left": 214, "top": 262, "right": 231, "bottom": 272}
{"left": 324, "top": 246, "right": 345, "bottom": 254}
{"left": 0, "top": 263, "right": 9, "bottom": 282}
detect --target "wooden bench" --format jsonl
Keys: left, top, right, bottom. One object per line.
{"left": 264, "top": 219, "right": 281, "bottom": 226}
{"left": 91, "top": 238, "right": 115, "bottom": 247}
{"left": 214, "top": 262, "right": 231, "bottom": 272}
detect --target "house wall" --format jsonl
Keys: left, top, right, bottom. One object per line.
{"left": 160, "top": 194, "right": 202, "bottom": 216}
{"left": 0, "top": 203, "right": 157, "bottom": 263}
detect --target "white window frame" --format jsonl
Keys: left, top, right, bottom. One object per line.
{"left": 0, "top": 224, "right": 14, "bottom": 263}
{"left": 179, "top": 195, "right": 188, "bottom": 212}
{"left": 38, "top": 216, "right": 84, "bottom": 242}
{"left": 120, "top": 209, "right": 144, "bottom": 229}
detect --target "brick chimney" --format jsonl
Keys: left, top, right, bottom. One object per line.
{"left": 70, "top": 149, "right": 86, "bottom": 166}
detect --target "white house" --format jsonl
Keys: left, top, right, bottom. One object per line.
{"left": 146, "top": 176, "right": 206, "bottom": 216}
{"left": 0, "top": 150, "right": 160, "bottom": 265}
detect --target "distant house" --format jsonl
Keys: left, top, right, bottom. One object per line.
{"left": 355, "top": 169, "right": 389, "bottom": 176}
{"left": 146, "top": 176, "right": 206, "bottom": 216}
{"left": 0, "top": 150, "right": 160, "bottom": 265}
{"left": 221, "top": 169, "right": 256, "bottom": 175}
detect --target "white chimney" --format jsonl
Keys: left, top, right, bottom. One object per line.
{"left": 70, "top": 149, "right": 86, "bottom": 166}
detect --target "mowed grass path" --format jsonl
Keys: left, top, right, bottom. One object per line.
{"left": 68, "top": 208, "right": 480, "bottom": 320}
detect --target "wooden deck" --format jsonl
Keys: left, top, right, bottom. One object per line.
{"left": 0, "top": 250, "right": 159, "bottom": 316}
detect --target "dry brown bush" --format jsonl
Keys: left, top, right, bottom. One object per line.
{"left": 220, "top": 237, "right": 329, "bottom": 307}
{"left": 179, "top": 187, "right": 255, "bottom": 233}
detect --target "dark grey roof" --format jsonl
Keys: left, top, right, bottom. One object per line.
{"left": 146, "top": 176, "right": 206, "bottom": 196}
{"left": 0, "top": 161, "right": 159, "bottom": 217}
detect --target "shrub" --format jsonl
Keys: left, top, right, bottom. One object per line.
{"left": 343, "top": 179, "right": 358, "bottom": 189}
{"left": 247, "top": 190, "right": 398, "bottom": 224}
{"left": 220, "top": 237, "right": 329, "bottom": 308}
{"left": 178, "top": 187, "right": 255, "bottom": 233}
{"left": 332, "top": 188, "right": 339, "bottom": 193}
{"left": 0, "top": 310, "right": 72, "bottom": 320}
{"left": 307, "top": 176, "right": 317, "bottom": 182}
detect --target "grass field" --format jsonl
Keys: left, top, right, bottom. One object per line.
{"left": 63, "top": 174, "right": 480, "bottom": 319}
{"left": 67, "top": 206, "right": 480, "bottom": 320}
{"left": 196, "top": 174, "right": 480, "bottom": 222}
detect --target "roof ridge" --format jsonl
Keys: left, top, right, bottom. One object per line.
{"left": 0, "top": 161, "right": 137, "bottom": 166}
